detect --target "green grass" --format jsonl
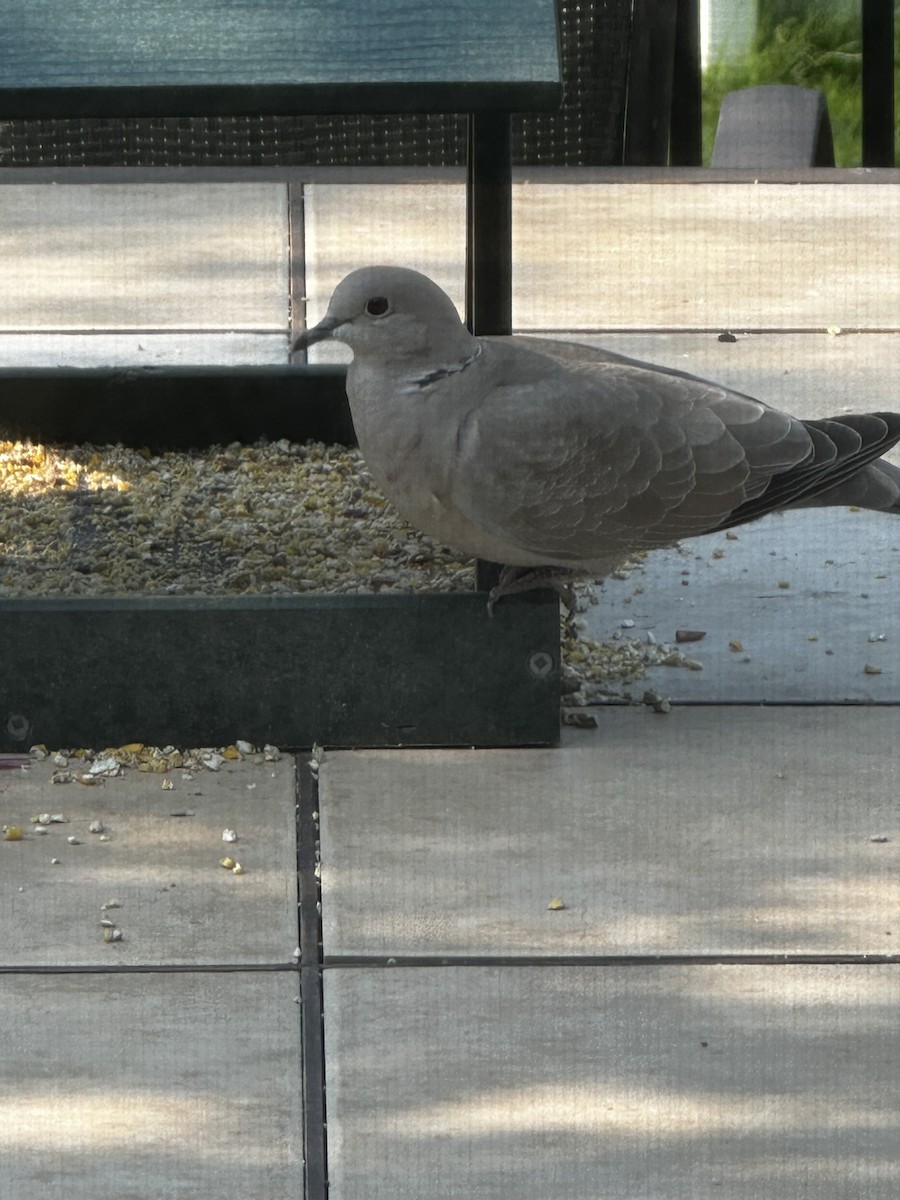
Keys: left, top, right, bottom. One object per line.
{"left": 703, "top": 3, "right": 900, "bottom": 166}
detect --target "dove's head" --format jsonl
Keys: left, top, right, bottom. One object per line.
{"left": 294, "top": 266, "right": 475, "bottom": 363}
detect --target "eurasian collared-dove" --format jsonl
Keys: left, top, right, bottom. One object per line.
{"left": 295, "top": 267, "right": 900, "bottom": 603}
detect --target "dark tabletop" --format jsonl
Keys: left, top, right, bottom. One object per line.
{"left": 2, "top": 0, "right": 562, "bottom": 116}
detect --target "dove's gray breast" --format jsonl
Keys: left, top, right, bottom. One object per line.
{"left": 346, "top": 341, "right": 551, "bottom": 564}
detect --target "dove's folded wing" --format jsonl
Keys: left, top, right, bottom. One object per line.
{"left": 449, "top": 344, "right": 812, "bottom": 564}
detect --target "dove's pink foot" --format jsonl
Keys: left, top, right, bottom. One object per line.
{"left": 487, "top": 566, "right": 578, "bottom": 615}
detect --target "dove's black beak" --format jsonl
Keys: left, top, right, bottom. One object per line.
{"left": 292, "top": 315, "right": 342, "bottom": 355}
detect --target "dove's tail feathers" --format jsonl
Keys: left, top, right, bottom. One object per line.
{"left": 715, "top": 411, "right": 900, "bottom": 531}
{"left": 809, "top": 458, "right": 900, "bottom": 513}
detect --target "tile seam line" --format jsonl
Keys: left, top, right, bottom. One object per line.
{"left": 297, "top": 752, "right": 329, "bottom": 1200}
{"left": 642, "top": 701, "right": 900, "bottom": 708}
{"left": 522, "top": 327, "right": 900, "bottom": 336}
{"left": 0, "top": 963, "right": 300, "bottom": 974}
{"left": 4, "top": 327, "right": 899, "bottom": 337}
{"left": 5, "top": 956, "right": 897, "bottom": 975}
{"left": 320, "top": 954, "right": 900, "bottom": 968}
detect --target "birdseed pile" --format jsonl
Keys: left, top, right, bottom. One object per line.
{"left": 0, "top": 437, "right": 702, "bottom": 703}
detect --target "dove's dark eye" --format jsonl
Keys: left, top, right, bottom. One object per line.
{"left": 365, "top": 297, "right": 389, "bottom": 316}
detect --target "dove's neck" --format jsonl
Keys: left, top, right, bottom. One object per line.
{"left": 402, "top": 340, "right": 484, "bottom": 393}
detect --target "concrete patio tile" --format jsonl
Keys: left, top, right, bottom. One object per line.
{"left": 0, "top": 332, "right": 287, "bottom": 368}
{"left": 512, "top": 181, "right": 900, "bottom": 330}
{"left": 319, "top": 709, "right": 900, "bottom": 958}
{"left": 301, "top": 180, "right": 900, "bottom": 335}
{"left": 0, "top": 758, "right": 298, "bottom": 966}
{"left": 324, "top": 964, "right": 900, "bottom": 1200}
{"left": 0, "top": 184, "right": 289, "bottom": 332}
{"left": 592, "top": 507, "right": 900, "bottom": 703}
{"left": 0, "top": 971, "right": 302, "bottom": 1200}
